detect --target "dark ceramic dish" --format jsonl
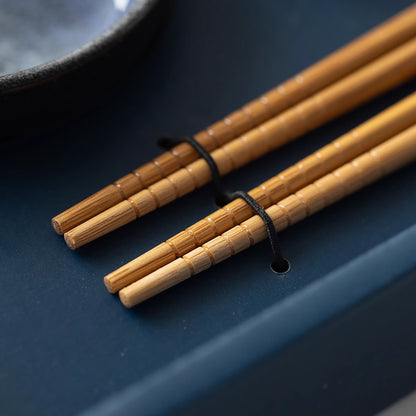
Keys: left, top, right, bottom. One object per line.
{"left": 0, "top": 0, "right": 165, "bottom": 139}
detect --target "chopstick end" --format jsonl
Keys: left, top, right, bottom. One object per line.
{"left": 51, "top": 217, "right": 64, "bottom": 235}
{"left": 104, "top": 275, "right": 117, "bottom": 294}
{"left": 119, "top": 290, "right": 134, "bottom": 308}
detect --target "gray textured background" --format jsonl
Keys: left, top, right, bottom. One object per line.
{"left": 0, "top": 0, "right": 137, "bottom": 75}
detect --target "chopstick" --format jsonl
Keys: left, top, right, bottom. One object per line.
{"left": 52, "top": 4, "right": 416, "bottom": 235}
{"left": 103, "top": 92, "right": 416, "bottom": 293}
{"left": 64, "top": 37, "right": 416, "bottom": 249}
{"left": 118, "top": 124, "right": 416, "bottom": 307}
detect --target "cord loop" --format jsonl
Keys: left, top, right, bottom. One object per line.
{"left": 158, "top": 135, "right": 289, "bottom": 273}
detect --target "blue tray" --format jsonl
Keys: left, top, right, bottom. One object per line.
{"left": 1, "top": 1, "right": 415, "bottom": 415}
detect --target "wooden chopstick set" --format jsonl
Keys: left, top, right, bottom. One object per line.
{"left": 53, "top": 5, "right": 416, "bottom": 308}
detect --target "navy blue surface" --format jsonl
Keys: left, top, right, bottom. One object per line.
{"left": 81, "top": 225, "right": 416, "bottom": 416}
{"left": 1, "top": 1, "right": 415, "bottom": 415}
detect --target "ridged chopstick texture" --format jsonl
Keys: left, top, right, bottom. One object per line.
{"left": 104, "top": 93, "right": 416, "bottom": 293}
{"left": 119, "top": 125, "right": 416, "bottom": 307}
{"left": 52, "top": 4, "right": 416, "bottom": 235}
{"left": 49, "top": 5, "right": 416, "bottom": 308}
{"left": 65, "top": 37, "right": 416, "bottom": 249}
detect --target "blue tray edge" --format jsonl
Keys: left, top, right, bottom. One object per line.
{"left": 80, "top": 223, "right": 416, "bottom": 416}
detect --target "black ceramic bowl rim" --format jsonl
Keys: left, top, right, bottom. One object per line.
{"left": 0, "top": 0, "right": 160, "bottom": 95}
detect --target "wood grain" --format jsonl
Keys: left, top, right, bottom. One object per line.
{"left": 119, "top": 124, "right": 416, "bottom": 307}
{"left": 64, "top": 37, "right": 416, "bottom": 249}
{"left": 103, "top": 92, "right": 416, "bottom": 292}
{"left": 52, "top": 4, "right": 416, "bottom": 235}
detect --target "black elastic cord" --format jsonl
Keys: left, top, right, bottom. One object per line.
{"left": 158, "top": 136, "right": 229, "bottom": 206}
{"left": 158, "top": 135, "right": 290, "bottom": 274}
{"left": 227, "top": 190, "right": 290, "bottom": 274}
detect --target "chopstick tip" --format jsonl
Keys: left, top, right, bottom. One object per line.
{"left": 51, "top": 217, "right": 64, "bottom": 235}
{"left": 119, "top": 289, "right": 134, "bottom": 308}
{"left": 63, "top": 233, "right": 77, "bottom": 250}
{"left": 104, "top": 275, "right": 117, "bottom": 294}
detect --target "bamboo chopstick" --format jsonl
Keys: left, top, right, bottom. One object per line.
{"left": 64, "top": 37, "right": 416, "bottom": 249}
{"left": 52, "top": 4, "right": 416, "bottom": 235}
{"left": 118, "top": 124, "right": 416, "bottom": 307}
{"left": 103, "top": 92, "right": 416, "bottom": 293}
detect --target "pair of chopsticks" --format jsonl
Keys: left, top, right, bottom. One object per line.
{"left": 113, "top": 96, "right": 416, "bottom": 307}
{"left": 53, "top": 4, "right": 416, "bottom": 250}
{"left": 104, "top": 92, "right": 416, "bottom": 294}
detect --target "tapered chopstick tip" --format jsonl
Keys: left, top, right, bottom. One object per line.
{"left": 63, "top": 233, "right": 77, "bottom": 250}
{"left": 119, "top": 290, "right": 134, "bottom": 308}
{"left": 51, "top": 217, "right": 64, "bottom": 235}
{"left": 104, "top": 275, "right": 117, "bottom": 294}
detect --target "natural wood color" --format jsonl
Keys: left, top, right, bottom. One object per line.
{"left": 65, "top": 38, "right": 416, "bottom": 249}
{"left": 52, "top": 4, "right": 416, "bottom": 234}
{"left": 119, "top": 125, "right": 416, "bottom": 307}
{"left": 103, "top": 92, "right": 416, "bottom": 292}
